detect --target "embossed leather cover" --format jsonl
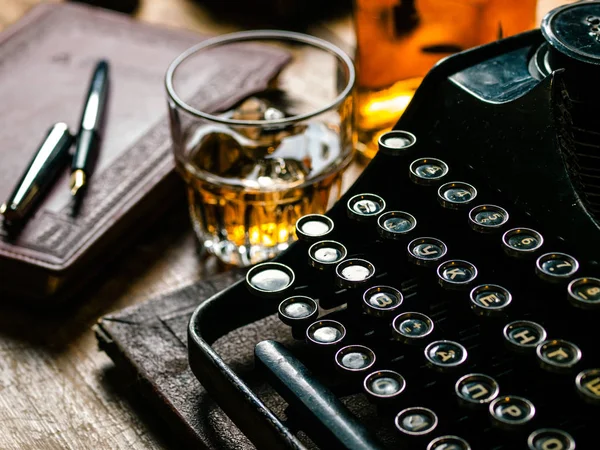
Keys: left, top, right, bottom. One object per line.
{"left": 0, "top": 3, "right": 289, "bottom": 302}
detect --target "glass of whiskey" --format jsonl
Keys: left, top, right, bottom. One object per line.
{"left": 354, "top": 0, "right": 538, "bottom": 159}
{"left": 166, "top": 30, "right": 356, "bottom": 267}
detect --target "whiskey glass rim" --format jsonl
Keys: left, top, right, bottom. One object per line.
{"left": 165, "top": 29, "right": 355, "bottom": 126}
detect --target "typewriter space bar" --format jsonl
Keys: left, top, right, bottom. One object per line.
{"left": 255, "top": 340, "right": 384, "bottom": 450}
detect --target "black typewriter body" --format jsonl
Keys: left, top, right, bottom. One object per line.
{"left": 189, "top": 3, "right": 600, "bottom": 449}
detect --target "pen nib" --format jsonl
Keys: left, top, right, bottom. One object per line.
{"left": 70, "top": 170, "right": 87, "bottom": 197}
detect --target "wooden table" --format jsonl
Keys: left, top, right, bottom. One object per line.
{"left": 0, "top": 1, "right": 567, "bottom": 449}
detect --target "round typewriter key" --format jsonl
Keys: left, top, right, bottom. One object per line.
{"left": 468, "top": 204, "right": 509, "bottom": 233}
{"left": 503, "top": 320, "right": 548, "bottom": 353}
{"left": 335, "top": 258, "right": 375, "bottom": 289}
{"left": 306, "top": 320, "right": 346, "bottom": 347}
{"left": 347, "top": 193, "right": 386, "bottom": 222}
{"left": 364, "top": 370, "right": 406, "bottom": 401}
{"left": 295, "top": 214, "right": 334, "bottom": 243}
{"left": 363, "top": 285, "right": 403, "bottom": 318}
{"left": 536, "top": 339, "right": 582, "bottom": 373}
{"left": 489, "top": 395, "right": 535, "bottom": 429}
{"left": 392, "top": 312, "right": 434, "bottom": 344}
{"left": 437, "top": 260, "right": 478, "bottom": 290}
{"left": 568, "top": 277, "right": 600, "bottom": 309}
{"left": 438, "top": 181, "right": 477, "bottom": 210}
{"left": 409, "top": 157, "right": 449, "bottom": 186}
{"left": 335, "top": 345, "right": 376, "bottom": 376}
{"left": 502, "top": 228, "right": 544, "bottom": 258}
{"left": 246, "top": 262, "right": 295, "bottom": 298}
{"left": 378, "top": 130, "right": 416, "bottom": 156}
{"left": 455, "top": 373, "right": 500, "bottom": 408}
{"left": 535, "top": 252, "right": 579, "bottom": 283}
{"left": 575, "top": 368, "right": 600, "bottom": 405}
{"left": 425, "top": 340, "right": 468, "bottom": 372}
{"left": 408, "top": 237, "right": 448, "bottom": 267}
{"left": 395, "top": 407, "right": 438, "bottom": 436}
{"left": 428, "top": 435, "right": 471, "bottom": 450}
{"left": 278, "top": 296, "right": 318, "bottom": 327}
{"left": 527, "top": 428, "right": 576, "bottom": 450}
{"left": 308, "top": 240, "right": 347, "bottom": 270}
{"left": 279, "top": 296, "right": 319, "bottom": 340}
{"left": 377, "top": 211, "right": 417, "bottom": 240}
{"left": 470, "top": 284, "right": 512, "bottom": 317}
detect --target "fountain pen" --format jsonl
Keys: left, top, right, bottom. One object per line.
{"left": 70, "top": 60, "right": 110, "bottom": 198}
{"left": 1, "top": 123, "right": 73, "bottom": 224}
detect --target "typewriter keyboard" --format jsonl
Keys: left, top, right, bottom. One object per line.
{"left": 243, "top": 131, "right": 599, "bottom": 449}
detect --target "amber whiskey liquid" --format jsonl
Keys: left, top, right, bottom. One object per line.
{"left": 175, "top": 97, "right": 353, "bottom": 266}
{"left": 355, "top": 0, "right": 537, "bottom": 159}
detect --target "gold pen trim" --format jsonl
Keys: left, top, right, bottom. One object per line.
{"left": 70, "top": 169, "right": 86, "bottom": 196}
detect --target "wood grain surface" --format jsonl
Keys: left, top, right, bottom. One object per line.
{"left": 0, "top": 0, "right": 568, "bottom": 449}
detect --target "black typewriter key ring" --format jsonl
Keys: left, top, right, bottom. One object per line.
{"left": 427, "top": 435, "right": 471, "bottom": 450}
{"left": 527, "top": 428, "right": 576, "bottom": 450}
{"left": 363, "top": 285, "right": 403, "bottom": 318}
{"left": 567, "top": 277, "right": 600, "bottom": 310}
{"left": 278, "top": 296, "right": 319, "bottom": 340}
{"left": 395, "top": 407, "right": 438, "bottom": 437}
{"left": 409, "top": 157, "right": 449, "bottom": 186}
{"left": 503, "top": 320, "right": 548, "bottom": 353}
{"left": 469, "top": 284, "right": 512, "bottom": 317}
{"left": 424, "top": 340, "right": 468, "bottom": 372}
{"left": 407, "top": 237, "right": 448, "bottom": 268}
{"left": 363, "top": 370, "right": 407, "bottom": 404}
{"left": 455, "top": 373, "right": 500, "bottom": 409}
{"left": 306, "top": 320, "right": 346, "bottom": 349}
{"left": 308, "top": 240, "right": 347, "bottom": 270}
{"left": 377, "top": 211, "right": 417, "bottom": 240}
{"left": 468, "top": 204, "right": 509, "bottom": 233}
{"left": 392, "top": 312, "right": 434, "bottom": 345}
{"left": 334, "top": 345, "right": 376, "bottom": 379}
{"left": 437, "top": 181, "right": 478, "bottom": 210}
{"left": 347, "top": 193, "right": 386, "bottom": 222}
{"left": 295, "top": 214, "right": 334, "bottom": 243}
{"left": 437, "top": 260, "right": 478, "bottom": 290}
{"left": 502, "top": 227, "right": 544, "bottom": 259}
{"left": 536, "top": 339, "right": 582, "bottom": 373}
{"left": 245, "top": 262, "right": 295, "bottom": 298}
{"left": 489, "top": 395, "right": 536, "bottom": 430}
{"left": 335, "top": 258, "right": 375, "bottom": 290}
{"left": 575, "top": 368, "right": 600, "bottom": 405}
{"left": 535, "top": 252, "right": 580, "bottom": 283}
{"left": 378, "top": 130, "right": 416, "bottom": 156}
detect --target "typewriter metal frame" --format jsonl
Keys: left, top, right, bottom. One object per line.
{"left": 188, "top": 28, "right": 600, "bottom": 449}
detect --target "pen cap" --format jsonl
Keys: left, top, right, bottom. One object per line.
{"left": 1, "top": 123, "right": 72, "bottom": 223}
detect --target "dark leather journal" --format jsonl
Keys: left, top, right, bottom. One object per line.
{"left": 95, "top": 271, "right": 248, "bottom": 449}
{"left": 94, "top": 270, "right": 296, "bottom": 449}
{"left": 0, "top": 3, "right": 288, "bottom": 303}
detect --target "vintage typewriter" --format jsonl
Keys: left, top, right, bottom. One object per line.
{"left": 188, "top": 2, "right": 600, "bottom": 449}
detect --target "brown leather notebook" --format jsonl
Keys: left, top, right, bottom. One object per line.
{"left": 0, "top": 3, "right": 289, "bottom": 303}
